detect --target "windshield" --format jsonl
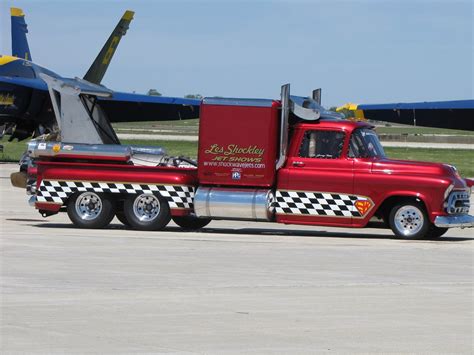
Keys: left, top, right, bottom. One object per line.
{"left": 348, "top": 128, "right": 385, "bottom": 158}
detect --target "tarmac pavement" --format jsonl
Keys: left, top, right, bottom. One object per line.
{"left": 1, "top": 163, "right": 473, "bottom": 353}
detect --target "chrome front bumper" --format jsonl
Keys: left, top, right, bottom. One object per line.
{"left": 434, "top": 214, "right": 474, "bottom": 228}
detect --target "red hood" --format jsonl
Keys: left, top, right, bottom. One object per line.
{"left": 372, "top": 158, "right": 459, "bottom": 179}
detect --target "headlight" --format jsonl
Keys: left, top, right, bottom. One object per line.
{"left": 444, "top": 183, "right": 454, "bottom": 200}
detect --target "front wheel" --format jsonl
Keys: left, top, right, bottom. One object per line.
{"left": 172, "top": 216, "right": 211, "bottom": 230}
{"left": 389, "top": 201, "right": 430, "bottom": 239}
{"left": 123, "top": 193, "right": 171, "bottom": 231}
{"left": 67, "top": 192, "right": 115, "bottom": 229}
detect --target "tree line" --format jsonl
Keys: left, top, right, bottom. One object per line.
{"left": 147, "top": 89, "right": 202, "bottom": 100}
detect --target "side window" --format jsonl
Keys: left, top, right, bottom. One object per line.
{"left": 348, "top": 130, "right": 366, "bottom": 158}
{"left": 348, "top": 128, "right": 385, "bottom": 158}
{"left": 299, "top": 130, "right": 345, "bottom": 159}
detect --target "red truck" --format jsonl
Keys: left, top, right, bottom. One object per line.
{"left": 20, "top": 85, "right": 473, "bottom": 239}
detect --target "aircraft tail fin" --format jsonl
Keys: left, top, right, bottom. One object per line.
{"left": 11, "top": 7, "right": 32, "bottom": 61}
{"left": 83, "top": 10, "right": 134, "bottom": 84}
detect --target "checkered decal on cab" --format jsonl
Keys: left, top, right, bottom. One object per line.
{"left": 36, "top": 180, "right": 194, "bottom": 209}
{"left": 275, "top": 190, "right": 365, "bottom": 217}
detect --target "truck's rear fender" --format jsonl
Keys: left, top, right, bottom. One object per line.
{"left": 35, "top": 183, "right": 196, "bottom": 213}
{"left": 34, "top": 162, "right": 198, "bottom": 213}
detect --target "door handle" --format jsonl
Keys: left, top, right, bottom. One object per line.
{"left": 293, "top": 161, "right": 305, "bottom": 167}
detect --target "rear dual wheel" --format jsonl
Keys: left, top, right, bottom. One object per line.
{"left": 123, "top": 193, "right": 171, "bottom": 231}
{"left": 67, "top": 192, "right": 115, "bottom": 229}
{"left": 68, "top": 192, "right": 171, "bottom": 231}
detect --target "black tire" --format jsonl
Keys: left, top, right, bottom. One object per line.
{"left": 67, "top": 191, "right": 115, "bottom": 229}
{"left": 172, "top": 216, "right": 211, "bottom": 230}
{"left": 115, "top": 211, "right": 130, "bottom": 226}
{"left": 123, "top": 193, "right": 171, "bottom": 231}
{"left": 426, "top": 224, "right": 449, "bottom": 239}
{"left": 389, "top": 201, "right": 430, "bottom": 239}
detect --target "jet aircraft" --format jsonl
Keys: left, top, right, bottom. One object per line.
{"left": 337, "top": 100, "right": 474, "bottom": 131}
{"left": 0, "top": 8, "right": 200, "bottom": 141}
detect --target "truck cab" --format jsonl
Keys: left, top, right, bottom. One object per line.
{"left": 277, "top": 119, "right": 470, "bottom": 238}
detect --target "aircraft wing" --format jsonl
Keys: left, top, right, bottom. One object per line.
{"left": 0, "top": 75, "right": 48, "bottom": 90}
{"left": 0, "top": 73, "right": 113, "bottom": 98}
{"left": 0, "top": 73, "right": 200, "bottom": 129}
{"left": 98, "top": 92, "right": 200, "bottom": 122}
{"left": 339, "top": 100, "right": 474, "bottom": 131}
{"left": 290, "top": 95, "right": 344, "bottom": 120}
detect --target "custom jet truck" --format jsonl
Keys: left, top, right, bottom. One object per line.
{"left": 17, "top": 84, "right": 474, "bottom": 239}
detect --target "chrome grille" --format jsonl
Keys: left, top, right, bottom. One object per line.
{"left": 446, "top": 190, "right": 470, "bottom": 215}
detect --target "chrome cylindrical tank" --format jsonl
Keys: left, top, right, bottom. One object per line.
{"left": 28, "top": 141, "right": 132, "bottom": 161}
{"left": 27, "top": 141, "right": 167, "bottom": 164}
{"left": 129, "top": 145, "right": 167, "bottom": 156}
{"left": 129, "top": 145, "right": 167, "bottom": 166}
{"left": 194, "top": 187, "right": 274, "bottom": 221}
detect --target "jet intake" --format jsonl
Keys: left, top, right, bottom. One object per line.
{"left": 40, "top": 74, "right": 119, "bottom": 145}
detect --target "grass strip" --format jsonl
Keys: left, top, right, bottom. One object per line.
{"left": 1, "top": 138, "right": 472, "bottom": 177}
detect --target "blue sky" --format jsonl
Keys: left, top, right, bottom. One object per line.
{"left": 1, "top": 0, "right": 472, "bottom": 106}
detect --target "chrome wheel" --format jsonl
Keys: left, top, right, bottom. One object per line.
{"left": 133, "top": 194, "right": 161, "bottom": 222}
{"left": 67, "top": 192, "right": 115, "bottom": 229}
{"left": 75, "top": 192, "right": 102, "bottom": 220}
{"left": 124, "top": 193, "right": 171, "bottom": 231}
{"left": 393, "top": 205, "right": 424, "bottom": 237}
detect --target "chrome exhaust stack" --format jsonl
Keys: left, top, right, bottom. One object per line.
{"left": 276, "top": 84, "right": 290, "bottom": 170}
{"left": 276, "top": 84, "right": 323, "bottom": 170}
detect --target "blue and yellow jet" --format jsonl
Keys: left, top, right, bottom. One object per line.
{"left": 336, "top": 101, "right": 473, "bottom": 131}
{"left": 0, "top": 8, "right": 200, "bottom": 141}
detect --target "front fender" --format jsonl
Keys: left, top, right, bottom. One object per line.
{"left": 377, "top": 190, "right": 440, "bottom": 223}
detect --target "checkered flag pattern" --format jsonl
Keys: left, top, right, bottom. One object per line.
{"left": 36, "top": 180, "right": 195, "bottom": 209}
{"left": 26, "top": 178, "right": 36, "bottom": 195}
{"left": 275, "top": 190, "right": 362, "bottom": 217}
